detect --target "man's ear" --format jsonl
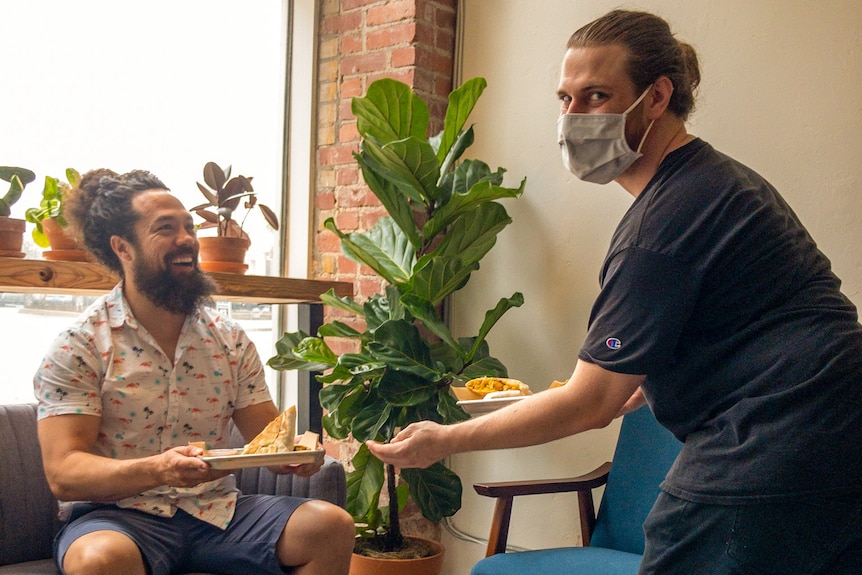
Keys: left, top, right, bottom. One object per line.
{"left": 646, "top": 75, "right": 674, "bottom": 119}
{"left": 110, "top": 235, "right": 134, "bottom": 263}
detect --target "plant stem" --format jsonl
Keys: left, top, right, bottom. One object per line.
{"left": 384, "top": 462, "right": 403, "bottom": 550}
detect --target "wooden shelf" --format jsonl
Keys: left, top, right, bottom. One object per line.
{"left": 0, "top": 258, "right": 352, "bottom": 304}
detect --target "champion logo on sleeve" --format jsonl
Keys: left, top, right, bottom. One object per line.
{"left": 606, "top": 337, "right": 622, "bottom": 350}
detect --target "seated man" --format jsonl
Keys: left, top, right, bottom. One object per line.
{"left": 34, "top": 169, "right": 354, "bottom": 575}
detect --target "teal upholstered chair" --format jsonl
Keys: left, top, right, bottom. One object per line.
{"left": 471, "top": 406, "right": 682, "bottom": 575}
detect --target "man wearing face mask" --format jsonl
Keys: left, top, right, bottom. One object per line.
{"left": 368, "top": 9, "right": 862, "bottom": 574}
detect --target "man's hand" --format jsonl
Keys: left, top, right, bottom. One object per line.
{"left": 366, "top": 421, "right": 450, "bottom": 469}
{"left": 166, "top": 445, "right": 231, "bottom": 487}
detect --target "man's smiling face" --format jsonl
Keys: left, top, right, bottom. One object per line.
{"left": 126, "top": 190, "right": 215, "bottom": 314}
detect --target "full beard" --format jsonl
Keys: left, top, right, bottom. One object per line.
{"left": 132, "top": 252, "right": 217, "bottom": 315}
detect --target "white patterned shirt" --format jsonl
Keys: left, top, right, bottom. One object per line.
{"left": 34, "top": 283, "right": 273, "bottom": 529}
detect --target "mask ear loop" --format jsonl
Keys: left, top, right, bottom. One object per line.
{"left": 636, "top": 119, "right": 656, "bottom": 153}
{"left": 626, "top": 85, "right": 655, "bottom": 154}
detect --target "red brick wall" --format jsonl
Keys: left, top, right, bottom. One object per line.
{"left": 314, "top": 0, "right": 458, "bottom": 541}
{"left": 316, "top": 0, "right": 457, "bottom": 304}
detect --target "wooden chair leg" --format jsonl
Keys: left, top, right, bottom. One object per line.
{"left": 577, "top": 490, "right": 597, "bottom": 546}
{"left": 486, "top": 496, "right": 514, "bottom": 556}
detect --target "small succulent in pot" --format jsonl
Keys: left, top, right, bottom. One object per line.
{"left": 0, "top": 166, "right": 37, "bottom": 217}
{"left": 192, "top": 161, "right": 279, "bottom": 238}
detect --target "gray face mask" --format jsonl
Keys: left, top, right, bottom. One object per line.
{"left": 557, "top": 87, "right": 654, "bottom": 184}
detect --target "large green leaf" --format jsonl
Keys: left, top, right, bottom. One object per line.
{"left": 401, "top": 463, "right": 463, "bottom": 521}
{"left": 347, "top": 444, "right": 384, "bottom": 518}
{"left": 377, "top": 368, "right": 437, "bottom": 407}
{"left": 431, "top": 202, "right": 511, "bottom": 267}
{"left": 317, "top": 321, "right": 365, "bottom": 339}
{"left": 461, "top": 355, "right": 509, "bottom": 380}
{"left": 322, "top": 410, "right": 351, "bottom": 439}
{"left": 325, "top": 217, "right": 414, "bottom": 285}
{"left": 351, "top": 395, "right": 393, "bottom": 442}
{"left": 368, "top": 320, "right": 440, "bottom": 381}
{"left": 429, "top": 341, "right": 466, "bottom": 374}
{"left": 435, "top": 77, "right": 487, "bottom": 164}
{"left": 363, "top": 286, "right": 407, "bottom": 333}
{"left": 360, "top": 137, "right": 440, "bottom": 204}
{"left": 319, "top": 380, "right": 360, "bottom": 412}
{"left": 409, "top": 255, "right": 477, "bottom": 305}
{"left": 316, "top": 361, "right": 359, "bottom": 385}
{"left": 320, "top": 288, "right": 364, "bottom": 316}
{"left": 317, "top": 354, "right": 385, "bottom": 386}
{"left": 294, "top": 337, "right": 338, "bottom": 365}
{"left": 267, "top": 332, "right": 335, "bottom": 372}
{"left": 352, "top": 78, "right": 429, "bottom": 144}
{"left": 467, "top": 292, "right": 525, "bottom": 361}
{"left": 437, "top": 388, "right": 471, "bottom": 423}
{"left": 357, "top": 154, "right": 421, "bottom": 249}
{"left": 450, "top": 159, "right": 505, "bottom": 194}
{"left": 413, "top": 202, "right": 517, "bottom": 304}
{"left": 400, "top": 293, "right": 462, "bottom": 354}
{"left": 424, "top": 172, "right": 525, "bottom": 241}
{"left": 437, "top": 125, "right": 475, "bottom": 184}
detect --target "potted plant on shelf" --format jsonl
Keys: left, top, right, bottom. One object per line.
{"left": 0, "top": 166, "right": 36, "bottom": 258}
{"left": 24, "top": 168, "right": 88, "bottom": 261}
{"left": 267, "top": 77, "right": 526, "bottom": 573}
{"left": 191, "top": 161, "right": 280, "bottom": 274}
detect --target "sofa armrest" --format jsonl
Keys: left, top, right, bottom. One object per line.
{"left": 0, "top": 404, "right": 62, "bottom": 567}
{"left": 232, "top": 456, "right": 346, "bottom": 507}
{"left": 473, "top": 461, "right": 611, "bottom": 556}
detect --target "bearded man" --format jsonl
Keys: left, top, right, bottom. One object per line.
{"left": 33, "top": 169, "right": 354, "bottom": 575}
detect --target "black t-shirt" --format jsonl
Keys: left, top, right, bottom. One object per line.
{"left": 579, "top": 139, "right": 862, "bottom": 503}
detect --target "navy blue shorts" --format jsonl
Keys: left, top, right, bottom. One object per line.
{"left": 54, "top": 494, "right": 309, "bottom": 575}
{"left": 639, "top": 491, "right": 862, "bottom": 575}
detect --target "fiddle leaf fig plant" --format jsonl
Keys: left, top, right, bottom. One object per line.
{"left": 0, "top": 166, "right": 36, "bottom": 217}
{"left": 268, "top": 77, "right": 526, "bottom": 554}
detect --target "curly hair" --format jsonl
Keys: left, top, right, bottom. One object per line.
{"left": 65, "top": 169, "right": 169, "bottom": 276}
{"left": 568, "top": 10, "right": 701, "bottom": 119}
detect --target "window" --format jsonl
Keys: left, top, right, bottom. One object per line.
{"left": 0, "top": 0, "right": 304, "bottom": 405}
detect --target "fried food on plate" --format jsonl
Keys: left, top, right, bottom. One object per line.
{"left": 466, "top": 377, "right": 531, "bottom": 399}
{"left": 242, "top": 406, "right": 297, "bottom": 454}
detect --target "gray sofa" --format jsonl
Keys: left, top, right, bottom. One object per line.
{"left": 0, "top": 403, "right": 347, "bottom": 574}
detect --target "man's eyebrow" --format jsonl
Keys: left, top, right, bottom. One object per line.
{"left": 150, "top": 214, "right": 193, "bottom": 227}
{"left": 556, "top": 83, "right": 612, "bottom": 98}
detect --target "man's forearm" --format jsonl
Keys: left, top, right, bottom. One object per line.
{"left": 46, "top": 450, "right": 166, "bottom": 502}
{"left": 446, "top": 385, "right": 606, "bottom": 454}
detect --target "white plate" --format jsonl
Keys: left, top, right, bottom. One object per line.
{"left": 200, "top": 449, "right": 325, "bottom": 470}
{"left": 457, "top": 396, "right": 527, "bottom": 415}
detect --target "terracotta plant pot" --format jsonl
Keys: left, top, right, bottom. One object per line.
{"left": 42, "top": 217, "right": 79, "bottom": 250}
{"left": 349, "top": 536, "right": 444, "bottom": 575}
{"left": 198, "top": 236, "right": 250, "bottom": 275}
{"left": 0, "top": 217, "right": 26, "bottom": 258}
{"left": 41, "top": 217, "right": 90, "bottom": 261}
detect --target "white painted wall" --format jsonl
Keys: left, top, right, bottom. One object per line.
{"left": 442, "top": 1, "right": 862, "bottom": 572}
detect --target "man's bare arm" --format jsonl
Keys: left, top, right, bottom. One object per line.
{"left": 38, "top": 414, "right": 226, "bottom": 502}
{"left": 230, "top": 400, "right": 280, "bottom": 442}
{"left": 367, "top": 359, "right": 645, "bottom": 469}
